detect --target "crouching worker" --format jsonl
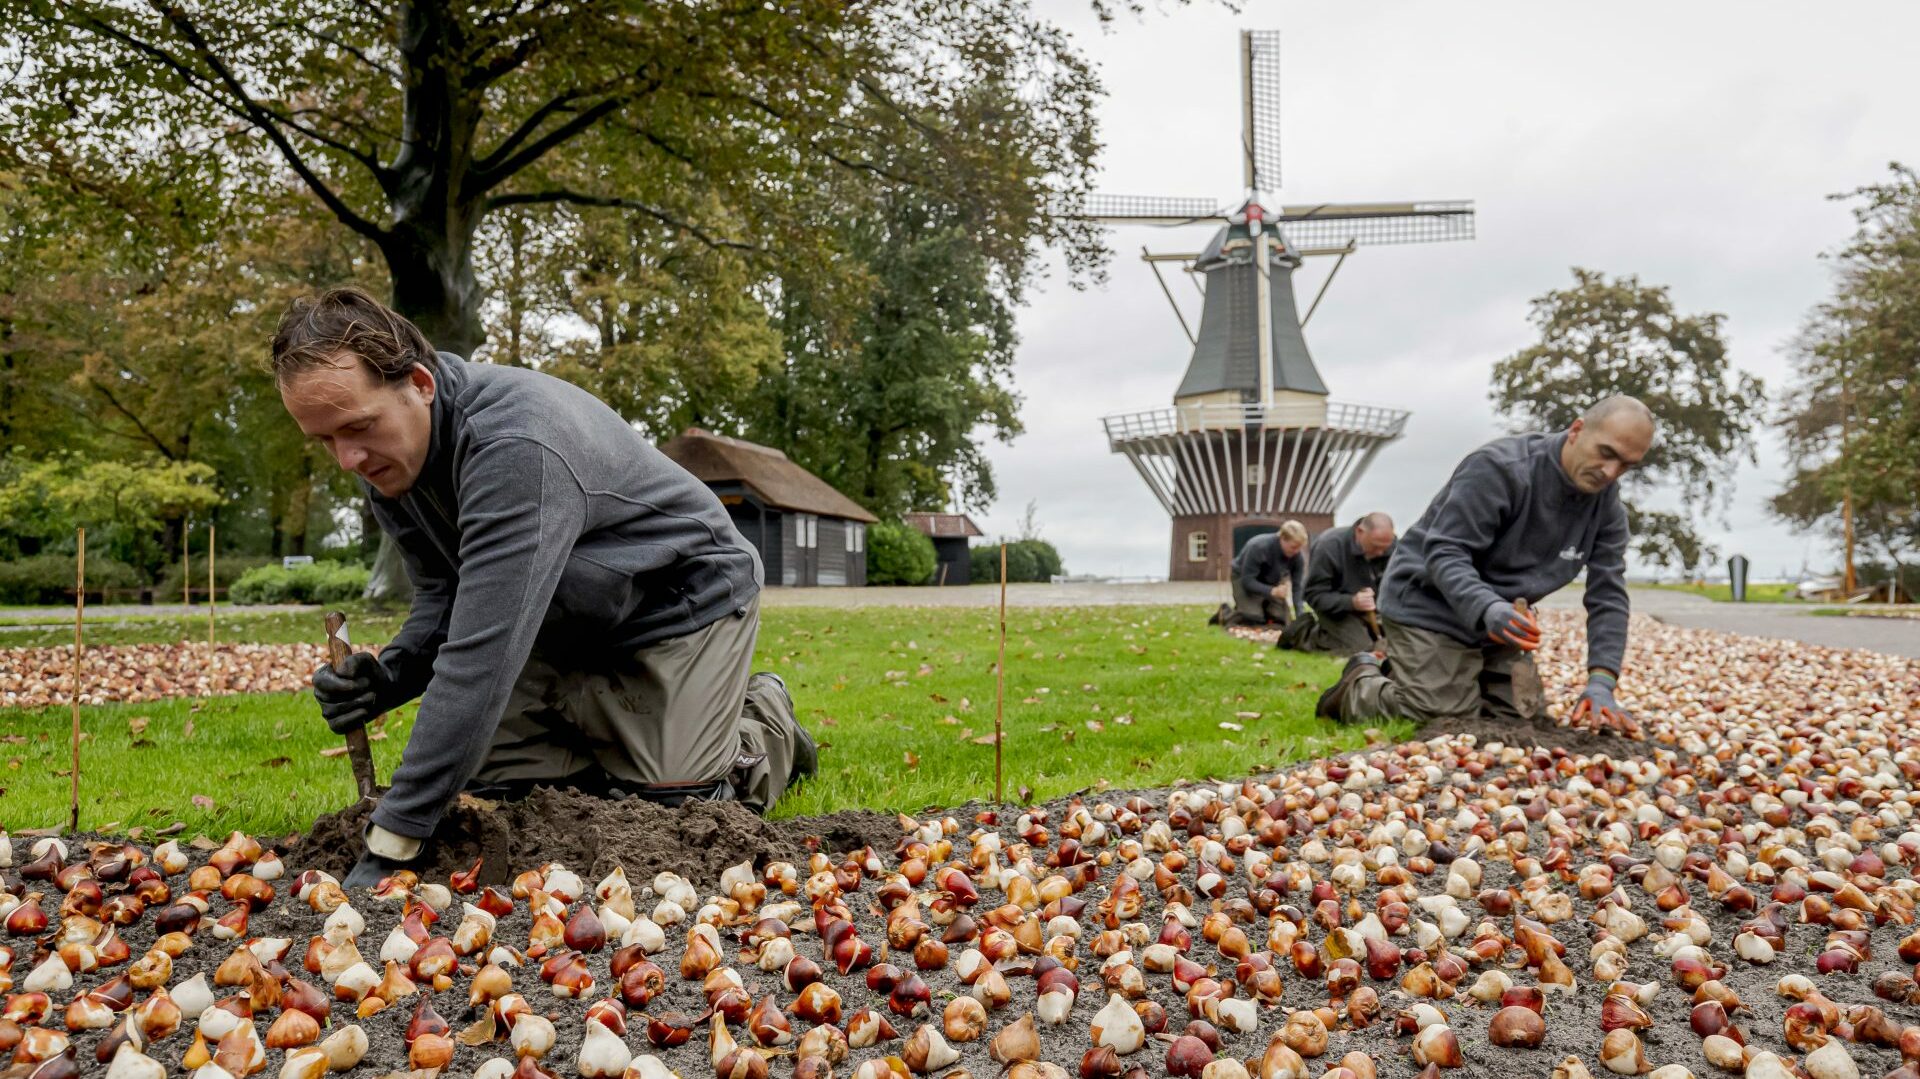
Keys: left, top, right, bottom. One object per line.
{"left": 1314, "top": 396, "right": 1653, "bottom": 735}
{"left": 1277, "top": 513, "right": 1395, "bottom": 654}
{"left": 276, "top": 286, "right": 816, "bottom": 887}
{"left": 1212, "top": 520, "right": 1308, "bottom": 629}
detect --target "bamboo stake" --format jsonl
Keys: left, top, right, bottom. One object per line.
{"left": 70, "top": 528, "right": 85, "bottom": 834}
{"left": 183, "top": 526, "right": 191, "bottom": 610}
{"left": 995, "top": 541, "right": 1007, "bottom": 804}
{"left": 207, "top": 525, "right": 216, "bottom": 653}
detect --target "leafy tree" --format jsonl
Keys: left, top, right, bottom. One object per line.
{"left": 1773, "top": 165, "right": 1920, "bottom": 588}
{"left": 1489, "top": 268, "right": 1765, "bottom": 573}
{"left": 6, "top": 0, "right": 1105, "bottom": 590}
{"left": 0, "top": 452, "right": 221, "bottom": 572}
{"left": 753, "top": 186, "right": 1026, "bottom": 516}
{"left": 866, "top": 520, "right": 936, "bottom": 586}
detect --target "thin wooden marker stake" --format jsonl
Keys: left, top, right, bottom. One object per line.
{"left": 207, "top": 524, "right": 216, "bottom": 653}
{"left": 995, "top": 541, "right": 1007, "bottom": 804}
{"left": 183, "top": 527, "right": 191, "bottom": 610}
{"left": 70, "top": 528, "right": 85, "bottom": 834}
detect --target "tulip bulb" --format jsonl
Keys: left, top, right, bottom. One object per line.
{"left": 579, "top": 1020, "right": 633, "bottom": 1079}
{"left": 1599, "top": 1029, "right": 1649, "bottom": 1075}
{"left": 1091, "top": 994, "right": 1145, "bottom": 1054}
{"left": 903, "top": 1024, "right": 960, "bottom": 1074}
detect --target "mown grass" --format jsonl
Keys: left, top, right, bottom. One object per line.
{"left": 0, "top": 604, "right": 1396, "bottom": 837}
{"left": 1642, "top": 581, "right": 1802, "bottom": 603}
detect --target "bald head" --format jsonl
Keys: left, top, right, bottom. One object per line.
{"left": 1354, "top": 512, "right": 1395, "bottom": 558}
{"left": 1562, "top": 394, "right": 1655, "bottom": 494}
{"left": 1582, "top": 394, "right": 1655, "bottom": 428}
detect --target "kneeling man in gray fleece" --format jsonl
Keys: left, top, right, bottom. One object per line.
{"left": 274, "top": 286, "right": 817, "bottom": 888}
{"left": 1316, "top": 395, "right": 1653, "bottom": 736}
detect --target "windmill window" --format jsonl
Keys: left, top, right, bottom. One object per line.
{"left": 1247, "top": 465, "right": 1264, "bottom": 487}
{"left": 1187, "top": 531, "right": 1209, "bottom": 562}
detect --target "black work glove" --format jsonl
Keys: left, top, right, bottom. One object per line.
{"left": 311, "top": 651, "right": 402, "bottom": 734}
{"left": 342, "top": 825, "right": 428, "bottom": 890}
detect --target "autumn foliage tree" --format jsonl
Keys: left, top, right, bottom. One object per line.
{"left": 1774, "top": 165, "right": 1920, "bottom": 594}
{"left": 1490, "top": 268, "right": 1765, "bottom": 573}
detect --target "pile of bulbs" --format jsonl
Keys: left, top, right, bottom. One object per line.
{"left": 0, "top": 615, "right": 1916, "bottom": 1078}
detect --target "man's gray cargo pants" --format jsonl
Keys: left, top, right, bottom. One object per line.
{"left": 1340, "top": 617, "right": 1545, "bottom": 724}
{"left": 471, "top": 596, "right": 803, "bottom": 812}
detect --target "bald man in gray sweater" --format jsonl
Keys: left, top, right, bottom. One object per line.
{"left": 1316, "top": 397, "right": 1653, "bottom": 735}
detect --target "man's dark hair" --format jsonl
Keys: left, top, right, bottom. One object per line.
{"left": 271, "top": 286, "right": 438, "bottom": 386}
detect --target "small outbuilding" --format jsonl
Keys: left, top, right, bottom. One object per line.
{"left": 902, "top": 512, "right": 984, "bottom": 586}
{"left": 660, "top": 428, "right": 878, "bottom": 587}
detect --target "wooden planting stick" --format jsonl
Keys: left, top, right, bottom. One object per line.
{"left": 995, "top": 541, "right": 1007, "bottom": 804}
{"left": 207, "top": 524, "right": 216, "bottom": 654}
{"left": 70, "top": 528, "right": 84, "bottom": 834}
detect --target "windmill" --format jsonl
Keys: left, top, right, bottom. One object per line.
{"left": 1074, "top": 30, "right": 1475, "bottom": 581}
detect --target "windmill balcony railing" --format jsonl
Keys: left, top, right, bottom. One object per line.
{"left": 1102, "top": 401, "right": 1410, "bottom": 446}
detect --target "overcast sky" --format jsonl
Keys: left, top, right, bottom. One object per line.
{"left": 968, "top": 0, "right": 1919, "bottom": 581}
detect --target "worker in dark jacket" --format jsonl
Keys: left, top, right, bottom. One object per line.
{"left": 1280, "top": 513, "right": 1396, "bottom": 654}
{"left": 1215, "top": 521, "right": 1308, "bottom": 628}
{"left": 1315, "top": 396, "right": 1652, "bottom": 735}
{"left": 275, "top": 286, "right": 816, "bottom": 887}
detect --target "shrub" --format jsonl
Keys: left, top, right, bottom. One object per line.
{"left": 229, "top": 562, "right": 371, "bottom": 605}
{"left": 867, "top": 520, "right": 937, "bottom": 586}
{"left": 969, "top": 539, "right": 1065, "bottom": 583}
{"left": 154, "top": 554, "right": 275, "bottom": 601}
{"left": 0, "top": 554, "right": 147, "bottom": 605}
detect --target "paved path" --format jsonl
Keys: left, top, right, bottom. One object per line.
{"left": 12, "top": 583, "right": 1910, "bottom": 658}
{"left": 767, "top": 581, "right": 1920, "bottom": 658}
{"left": 1538, "top": 587, "right": 1920, "bottom": 659}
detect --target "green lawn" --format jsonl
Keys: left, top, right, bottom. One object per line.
{"left": 0, "top": 605, "right": 405, "bottom": 648}
{"left": 1643, "top": 581, "right": 1801, "bottom": 603}
{"left": 0, "top": 605, "right": 1387, "bottom": 836}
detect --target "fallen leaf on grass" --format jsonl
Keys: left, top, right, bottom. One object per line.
{"left": 0, "top": 735, "right": 22, "bottom": 745}
{"left": 182, "top": 720, "right": 196, "bottom": 739}
{"left": 318, "top": 746, "right": 349, "bottom": 758}
{"left": 128, "top": 717, "right": 149, "bottom": 735}
{"left": 904, "top": 751, "right": 920, "bottom": 770}
{"left": 261, "top": 757, "right": 292, "bottom": 768}
{"left": 1085, "top": 720, "right": 1104, "bottom": 732}
{"left": 1234, "top": 711, "right": 1262, "bottom": 720}
{"left": 190, "top": 794, "right": 215, "bottom": 811}
{"left": 1220, "top": 722, "right": 1245, "bottom": 732}
{"left": 971, "top": 734, "right": 999, "bottom": 746}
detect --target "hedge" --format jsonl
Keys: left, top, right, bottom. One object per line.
{"left": 867, "top": 520, "right": 937, "bottom": 585}
{"left": 154, "top": 554, "right": 276, "bottom": 600}
{"left": 229, "top": 562, "right": 371, "bottom": 605}
{"left": 0, "top": 555, "right": 147, "bottom": 605}
{"left": 970, "top": 539, "right": 1065, "bottom": 584}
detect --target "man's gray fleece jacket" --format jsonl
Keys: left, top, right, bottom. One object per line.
{"left": 366, "top": 354, "right": 761, "bottom": 838}
{"left": 1379, "top": 431, "right": 1630, "bottom": 674}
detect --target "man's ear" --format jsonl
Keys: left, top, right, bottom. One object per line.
{"left": 1566, "top": 417, "right": 1585, "bottom": 441}
{"left": 407, "top": 362, "right": 437, "bottom": 404}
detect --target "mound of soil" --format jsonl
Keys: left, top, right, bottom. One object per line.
{"left": 1414, "top": 710, "right": 1647, "bottom": 760}
{"left": 287, "top": 786, "right": 902, "bottom": 888}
